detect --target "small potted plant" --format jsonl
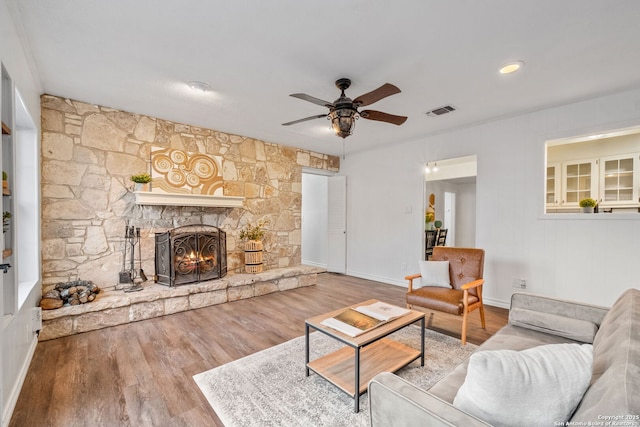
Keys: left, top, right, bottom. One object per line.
{"left": 239, "top": 219, "right": 269, "bottom": 273}
{"left": 579, "top": 198, "right": 597, "bottom": 213}
{"left": 130, "top": 173, "right": 152, "bottom": 192}
{"left": 3, "top": 211, "right": 11, "bottom": 233}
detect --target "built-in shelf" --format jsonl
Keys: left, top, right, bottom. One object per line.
{"left": 1, "top": 121, "right": 10, "bottom": 135}
{"left": 134, "top": 191, "right": 245, "bottom": 208}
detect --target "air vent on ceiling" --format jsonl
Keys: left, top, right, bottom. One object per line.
{"left": 426, "top": 105, "right": 456, "bottom": 117}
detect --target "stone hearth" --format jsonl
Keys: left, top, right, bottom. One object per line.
{"left": 40, "top": 265, "right": 324, "bottom": 341}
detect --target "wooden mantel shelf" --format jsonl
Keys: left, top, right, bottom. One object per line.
{"left": 134, "top": 191, "right": 244, "bottom": 208}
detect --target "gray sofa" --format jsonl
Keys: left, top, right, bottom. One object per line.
{"left": 369, "top": 288, "right": 639, "bottom": 427}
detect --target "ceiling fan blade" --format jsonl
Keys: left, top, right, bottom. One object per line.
{"left": 290, "top": 93, "right": 334, "bottom": 108}
{"left": 282, "top": 114, "right": 327, "bottom": 126}
{"left": 353, "top": 83, "right": 401, "bottom": 107}
{"left": 360, "top": 110, "right": 408, "bottom": 126}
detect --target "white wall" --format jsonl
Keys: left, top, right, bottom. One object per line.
{"left": 301, "top": 173, "right": 328, "bottom": 268}
{"left": 0, "top": 0, "right": 42, "bottom": 425}
{"left": 341, "top": 86, "right": 640, "bottom": 308}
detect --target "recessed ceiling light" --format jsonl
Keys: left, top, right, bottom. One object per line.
{"left": 187, "top": 81, "right": 211, "bottom": 92}
{"left": 499, "top": 61, "right": 524, "bottom": 74}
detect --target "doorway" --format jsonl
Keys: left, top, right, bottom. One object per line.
{"left": 424, "top": 156, "right": 477, "bottom": 255}
{"left": 301, "top": 171, "right": 347, "bottom": 273}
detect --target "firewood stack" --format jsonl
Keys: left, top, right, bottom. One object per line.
{"left": 40, "top": 280, "right": 100, "bottom": 310}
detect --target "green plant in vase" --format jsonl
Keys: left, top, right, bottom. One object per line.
{"left": 3, "top": 211, "right": 11, "bottom": 233}
{"left": 239, "top": 219, "right": 270, "bottom": 273}
{"left": 239, "top": 219, "right": 270, "bottom": 242}
{"left": 579, "top": 198, "right": 597, "bottom": 213}
{"left": 130, "top": 173, "right": 152, "bottom": 191}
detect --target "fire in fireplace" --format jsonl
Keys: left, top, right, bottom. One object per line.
{"left": 155, "top": 224, "right": 227, "bottom": 287}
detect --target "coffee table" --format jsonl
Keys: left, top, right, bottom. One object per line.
{"left": 305, "top": 299, "right": 425, "bottom": 412}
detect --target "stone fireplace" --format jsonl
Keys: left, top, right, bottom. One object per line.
{"left": 39, "top": 94, "right": 339, "bottom": 289}
{"left": 155, "top": 224, "right": 227, "bottom": 287}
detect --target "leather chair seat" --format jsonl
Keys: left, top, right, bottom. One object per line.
{"left": 406, "top": 287, "right": 479, "bottom": 315}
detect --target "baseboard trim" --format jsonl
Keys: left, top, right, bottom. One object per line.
{"left": 483, "top": 297, "right": 510, "bottom": 309}
{"left": 2, "top": 335, "right": 37, "bottom": 427}
{"left": 301, "top": 260, "right": 327, "bottom": 269}
{"left": 345, "top": 270, "right": 407, "bottom": 288}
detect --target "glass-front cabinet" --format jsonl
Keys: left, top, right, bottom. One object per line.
{"left": 600, "top": 154, "right": 639, "bottom": 206}
{"left": 562, "top": 159, "right": 598, "bottom": 206}
{"left": 547, "top": 154, "right": 640, "bottom": 212}
{"left": 546, "top": 163, "right": 560, "bottom": 207}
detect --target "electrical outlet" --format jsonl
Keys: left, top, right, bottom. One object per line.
{"left": 512, "top": 278, "right": 527, "bottom": 289}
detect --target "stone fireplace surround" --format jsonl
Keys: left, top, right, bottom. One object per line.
{"left": 39, "top": 95, "right": 339, "bottom": 340}
{"left": 40, "top": 94, "right": 339, "bottom": 289}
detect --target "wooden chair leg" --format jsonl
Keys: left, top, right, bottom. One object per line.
{"left": 479, "top": 304, "right": 486, "bottom": 329}
{"left": 461, "top": 310, "right": 468, "bottom": 346}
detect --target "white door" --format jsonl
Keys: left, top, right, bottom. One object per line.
{"left": 444, "top": 192, "right": 456, "bottom": 246}
{"left": 327, "top": 175, "right": 346, "bottom": 273}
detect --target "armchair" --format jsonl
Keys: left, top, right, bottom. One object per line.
{"left": 405, "top": 247, "right": 485, "bottom": 345}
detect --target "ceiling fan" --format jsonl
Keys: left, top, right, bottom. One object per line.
{"left": 282, "top": 78, "right": 408, "bottom": 139}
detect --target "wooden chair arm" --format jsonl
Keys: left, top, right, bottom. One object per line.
{"left": 461, "top": 279, "right": 484, "bottom": 290}
{"left": 405, "top": 274, "right": 422, "bottom": 292}
{"left": 462, "top": 279, "right": 484, "bottom": 311}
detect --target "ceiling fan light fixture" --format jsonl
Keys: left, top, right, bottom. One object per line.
{"left": 329, "top": 107, "right": 358, "bottom": 139}
{"left": 499, "top": 61, "right": 524, "bottom": 74}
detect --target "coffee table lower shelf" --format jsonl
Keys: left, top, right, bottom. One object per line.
{"left": 307, "top": 337, "right": 421, "bottom": 396}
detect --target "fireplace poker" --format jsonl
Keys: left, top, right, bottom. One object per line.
{"left": 125, "top": 226, "right": 143, "bottom": 292}
{"left": 137, "top": 227, "right": 148, "bottom": 282}
{"left": 119, "top": 224, "right": 132, "bottom": 284}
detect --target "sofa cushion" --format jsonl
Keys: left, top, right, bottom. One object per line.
{"left": 419, "top": 260, "right": 451, "bottom": 288}
{"left": 428, "top": 324, "right": 581, "bottom": 403}
{"left": 570, "top": 288, "right": 640, "bottom": 422}
{"left": 452, "top": 343, "right": 593, "bottom": 427}
{"left": 509, "top": 307, "right": 599, "bottom": 343}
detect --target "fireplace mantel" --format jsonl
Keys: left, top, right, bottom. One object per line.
{"left": 134, "top": 191, "right": 245, "bottom": 208}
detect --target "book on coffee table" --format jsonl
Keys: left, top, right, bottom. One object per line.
{"left": 354, "top": 301, "right": 410, "bottom": 321}
{"left": 320, "top": 302, "right": 410, "bottom": 337}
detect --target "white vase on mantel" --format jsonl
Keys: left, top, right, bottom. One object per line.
{"left": 134, "top": 183, "right": 150, "bottom": 192}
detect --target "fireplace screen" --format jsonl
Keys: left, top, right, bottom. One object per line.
{"left": 155, "top": 224, "right": 227, "bottom": 287}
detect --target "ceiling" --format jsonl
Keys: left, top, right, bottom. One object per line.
{"left": 9, "top": 0, "right": 640, "bottom": 157}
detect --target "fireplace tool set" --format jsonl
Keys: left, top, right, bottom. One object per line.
{"left": 119, "top": 224, "right": 147, "bottom": 292}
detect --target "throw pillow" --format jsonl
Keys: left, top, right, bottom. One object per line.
{"left": 453, "top": 343, "right": 593, "bottom": 427}
{"left": 418, "top": 260, "right": 450, "bottom": 288}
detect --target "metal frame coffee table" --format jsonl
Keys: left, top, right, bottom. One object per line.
{"left": 305, "top": 299, "right": 425, "bottom": 413}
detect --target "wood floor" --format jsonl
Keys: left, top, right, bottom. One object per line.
{"left": 10, "top": 273, "right": 508, "bottom": 427}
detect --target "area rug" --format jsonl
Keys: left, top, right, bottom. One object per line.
{"left": 193, "top": 327, "right": 476, "bottom": 427}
